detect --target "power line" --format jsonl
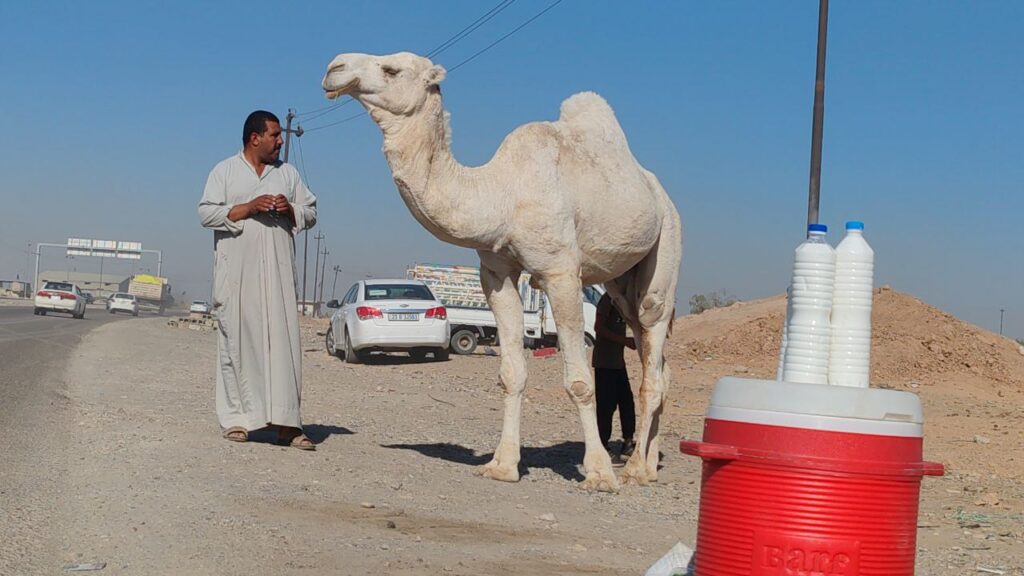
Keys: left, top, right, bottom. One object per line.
{"left": 295, "top": 135, "right": 312, "bottom": 189}
{"left": 298, "top": 99, "right": 354, "bottom": 123}
{"left": 296, "top": 0, "right": 514, "bottom": 123}
{"left": 426, "top": 0, "right": 517, "bottom": 59}
{"left": 303, "top": 109, "right": 368, "bottom": 133}
{"left": 303, "top": 0, "right": 563, "bottom": 134}
{"left": 448, "top": 0, "right": 563, "bottom": 73}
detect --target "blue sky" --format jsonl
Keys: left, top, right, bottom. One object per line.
{"left": 1, "top": 1, "right": 1021, "bottom": 338}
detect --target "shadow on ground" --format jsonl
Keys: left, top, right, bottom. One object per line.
{"left": 243, "top": 424, "right": 353, "bottom": 446}
{"left": 381, "top": 441, "right": 587, "bottom": 482}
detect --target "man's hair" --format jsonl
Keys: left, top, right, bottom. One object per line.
{"left": 242, "top": 110, "right": 280, "bottom": 144}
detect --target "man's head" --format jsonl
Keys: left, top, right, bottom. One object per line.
{"left": 242, "top": 110, "right": 283, "bottom": 164}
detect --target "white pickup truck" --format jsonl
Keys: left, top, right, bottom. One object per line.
{"left": 407, "top": 263, "right": 602, "bottom": 354}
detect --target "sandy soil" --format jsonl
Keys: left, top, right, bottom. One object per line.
{"left": 37, "top": 287, "right": 1024, "bottom": 575}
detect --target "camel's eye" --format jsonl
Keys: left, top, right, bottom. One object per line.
{"left": 382, "top": 66, "right": 400, "bottom": 77}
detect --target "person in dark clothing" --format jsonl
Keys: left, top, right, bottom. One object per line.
{"left": 592, "top": 292, "right": 636, "bottom": 462}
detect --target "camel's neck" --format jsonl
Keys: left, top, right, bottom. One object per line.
{"left": 375, "top": 93, "right": 505, "bottom": 251}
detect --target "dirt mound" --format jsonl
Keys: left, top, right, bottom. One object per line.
{"left": 669, "top": 286, "right": 1024, "bottom": 388}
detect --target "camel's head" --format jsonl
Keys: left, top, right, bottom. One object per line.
{"left": 322, "top": 52, "right": 446, "bottom": 116}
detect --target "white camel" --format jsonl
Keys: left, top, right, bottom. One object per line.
{"left": 322, "top": 52, "right": 682, "bottom": 491}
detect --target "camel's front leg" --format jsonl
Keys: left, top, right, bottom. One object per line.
{"left": 543, "top": 274, "right": 619, "bottom": 493}
{"left": 475, "top": 258, "right": 527, "bottom": 483}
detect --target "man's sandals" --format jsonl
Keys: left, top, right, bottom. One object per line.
{"left": 222, "top": 426, "right": 248, "bottom": 442}
{"left": 278, "top": 428, "right": 316, "bottom": 451}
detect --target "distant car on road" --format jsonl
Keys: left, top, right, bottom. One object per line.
{"left": 81, "top": 291, "right": 95, "bottom": 305}
{"left": 108, "top": 293, "right": 139, "bottom": 316}
{"left": 34, "top": 281, "right": 87, "bottom": 319}
{"left": 189, "top": 300, "right": 212, "bottom": 315}
{"left": 325, "top": 279, "right": 450, "bottom": 363}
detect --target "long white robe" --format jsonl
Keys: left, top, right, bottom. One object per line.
{"left": 198, "top": 152, "right": 317, "bottom": 430}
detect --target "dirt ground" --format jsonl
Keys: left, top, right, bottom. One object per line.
{"left": 33, "top": 287, "right": 1024, "bottom": 575}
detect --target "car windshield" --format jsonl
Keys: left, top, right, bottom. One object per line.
{"left": 115, "top": 293, "right": 134, "bottom": 300}
{"left": 363, "top": 284, "right": 434, "bottom": 301}
{"left": 45, "top": 282, "right": 73, "bottom": 292}
{"left": 192, "top": 301, "right": 207, "bottom": 305}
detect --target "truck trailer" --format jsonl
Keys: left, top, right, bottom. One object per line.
{"left": 406, "top": 263, "right": 602, "bottom": 354}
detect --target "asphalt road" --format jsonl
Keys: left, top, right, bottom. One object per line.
{"left": 0, "top": 304, "right": 137, "bottom": 572}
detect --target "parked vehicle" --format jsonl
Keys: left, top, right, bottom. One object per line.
{"left": 33, "top": 281, "right": 87, "bottom": 319}
{"left": 108, "top": 293, "right": 139, "bottom": 316}
{"left": 325, "top": 279, "right": 450, "bottom": 363}
{"left": 189, "top": 300, "right": 212, "bottom": 314}
{"left": 406, "top": 264, "right": 602, "bottom": 354}
{"left": 81, "top": 291, "right": 95, "bottom": 305}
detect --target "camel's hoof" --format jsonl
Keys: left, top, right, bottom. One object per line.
{"left": 476, "top": 460, "right": 520, "bottom": 483}
{"left": 621, "top": 456, "right": 651, "bottom": 486}
{"left": 581, "top": 471, "right": 620, "bottom": 493}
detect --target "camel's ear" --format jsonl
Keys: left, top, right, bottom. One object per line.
{"left": 423, "top": 65, "right": 446, "bottom": 87}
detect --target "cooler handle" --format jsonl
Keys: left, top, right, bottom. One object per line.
{"left": 679, "top": 440, "right": 739, "bottom": 461}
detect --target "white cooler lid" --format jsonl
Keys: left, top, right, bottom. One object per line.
{"left": 707, "top": 377, "right": 924, "bottom": 437}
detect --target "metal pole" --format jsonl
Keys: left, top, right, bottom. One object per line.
{"left": 1000, "top": 308, "right": 1005, "bottom": 335}
{"left": 317, "top": 249, "right": 329, "bottom": 313}
{"left": 806, "top": 0, "right": 829, "bottom": 231}
{"left": 25, "top": 243, "right": 31, "bottom": 297}
{"left": 282, "top": 108, "right": 310, "bottom": 315}
{"left": 331, "top": 265, "right": 341, "bottom": 300}
{"left": 312, "top": 232, "right": 324, "bottom": 313}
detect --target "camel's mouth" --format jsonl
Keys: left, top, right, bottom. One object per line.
{"left": 322, "top": 65, "right": 359, "bottom": 100}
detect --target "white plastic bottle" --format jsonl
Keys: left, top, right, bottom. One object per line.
{"left": 781, "top": 224, "right": 835, "bottom": 385}
{"left": 776, "top": 286, "right": 792, "bottom": 381}
{"left": 828, "top": 221, "right": 875, "bottom": 387}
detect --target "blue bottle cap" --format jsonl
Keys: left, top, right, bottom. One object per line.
{"left": 807, "top": 223, "right": 828, "bottom": 233}
{"left": 845, "top": 221, "right": 864, "bottom": 230}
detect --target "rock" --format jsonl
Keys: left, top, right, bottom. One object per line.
{"left": 539, "top": 513, "right": 557, "bottom": 523}
{"left": 360, "top": 502, "right": 376, "bottom": 509}
{"left": 386, "top": 520, "right": 397, "bottom": 529}
{"left": 571, "top": 544, "right": 588, "bottom": 552}
{"left": 974, "top": 435, "right": 991, "bottom": 445}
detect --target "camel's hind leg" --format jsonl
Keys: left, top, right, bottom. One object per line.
{"left": 622, "top": 196, "right": 682, "bottom": 485}
{"left": 475, "top": 253, "right": 527, "bottom": 483}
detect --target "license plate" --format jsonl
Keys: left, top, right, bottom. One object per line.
{"left": 388, "top": 313, "right": 418, "bottom": 321}
{"left": 50, "top": 295, "right": 60, "bottom": 300}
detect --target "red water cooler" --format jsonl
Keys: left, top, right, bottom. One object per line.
{"left": 680, "top": 377, "right": 943, "bottom": 575}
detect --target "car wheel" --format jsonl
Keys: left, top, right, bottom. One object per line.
{"left": 133, "top": 311, "right": 139, "bottom": 317}
{"left": 39, "top": 310, "right": 46, "bottom": 316}
{"left": 109, "top": 309, "right": 115, "bottom": 314}
{"left": 450, "top": 329, "right": 478, "bottom": 355}
{"left": 433, "top": 348, "right": 450, "bottom": 361}
{"left": 326, "top": 325, "right": 340, "bottom": 357}
{"left": 33, "top": 308, "right": 40, "bottom": 315}
{"left": 344, "top": 330, "right": 362, "bottom": 364}
{"left": 584, "top": 333, "right": 595, "bottom": 348}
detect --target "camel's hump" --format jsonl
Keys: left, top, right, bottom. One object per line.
{"left": 559, "top": 92, "right": 618, "bottom": 128}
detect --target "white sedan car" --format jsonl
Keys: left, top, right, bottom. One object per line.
{"left": 189, "top": 300, "right": 212, "bottom": 314}
{"left": 34, "top": 281, "right": 87, "bottom": 319}
{"left": 107, "top": 293, "right": 140, "bottom": 316}
{"left": 325, "top": 279, "right": 450, "bottom": 363}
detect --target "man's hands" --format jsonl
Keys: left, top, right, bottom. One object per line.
{"left": 228, "top": 194, "right": 294, "bottom": 224}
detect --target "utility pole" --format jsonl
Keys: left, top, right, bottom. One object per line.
{"left": 281, "top": 108, "right": 309, "bottom": 315}
{"left": 331, "top": 265, "right": 342, "bottom": 300}
{"left": 806, "top": 0, "right": 829, "bottom": 232}
{"left": 311, "top": 231, "right": 325, "bottom": 313}
{"left": 317, "top": 248, "right": 329, "bottom": 312}
{"left": 999, "top": 308, "right": 1005, "bottom": 336}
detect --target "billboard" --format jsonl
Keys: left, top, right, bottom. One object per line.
{"left": 67, "top": 238, "right": 143, "bottom": 259}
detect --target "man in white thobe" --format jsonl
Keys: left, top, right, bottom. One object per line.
{"left": 198, "top": 110, "right": 317, "bottom": 450}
